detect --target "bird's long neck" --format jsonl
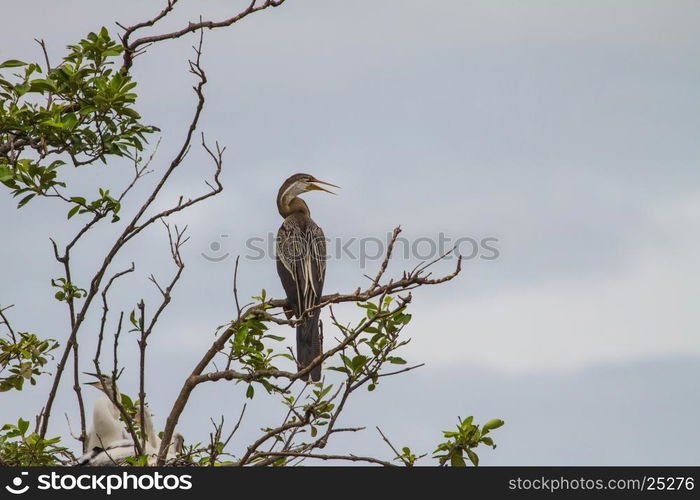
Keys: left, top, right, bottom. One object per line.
{"left": 96, "top": 394, "right": 120, "bottom": 421}
{"left": 101, "top": 382, "right": 121, "bottom": 406}
{"left": 278, "top": 195, "right": 310, "bottom": 218}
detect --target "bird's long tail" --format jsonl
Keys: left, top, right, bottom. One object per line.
{"left": 296, "top": 309, "right": 321, "bottom": 381}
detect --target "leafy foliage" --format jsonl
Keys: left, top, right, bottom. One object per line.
{"left": 329, "top": 296, "right": 411, "bottom": 391}
{"left": 0, "top": 418, "right": 72, "bottom": 466}
{"left": 394, "top": 446, "right": 424, "bottom": 466}
{"left": 0, "top": 27, "right": 154, "bottom": 210}
{"left": 224, "top": 290, "right": 293, "bottom": 398}
{"left": 51, "top": 277, "right": 87, "bottom": 302}
{"left": 433, "top": 416, "right": 505, "bottom": 466}
{"left": 176, "top": 439, "right": 234, "bottom": 467}
{"left": 67, "top": 188, "right": 122, "bottom": 222}
{"left": 0, "top": 330, "right": 58, "bottom": 392}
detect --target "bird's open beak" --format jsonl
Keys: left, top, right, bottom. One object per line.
{"left": 82, "top": 372, "right": 101, "bottom": 386}
{"left": 308, "top": 178, "right": 340, "bottom": 195}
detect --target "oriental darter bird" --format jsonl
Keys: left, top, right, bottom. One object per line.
{"left": 276, "top": 173, "right": 339, "bottom": 382}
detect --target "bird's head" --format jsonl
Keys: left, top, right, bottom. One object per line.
{"left": 279, "top": 173, "right": 339, "bottom": 200}
{"left": 172, "top": 432, "right": 185, "bottom": 453}
{"left": 83, "top": 372, "right": 116, "bottom": 395}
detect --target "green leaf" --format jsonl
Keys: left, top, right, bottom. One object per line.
{"left": 120, "top": 393, "right": 134, "bottom": 409}
{"left": 450, "top": 450, "right": 466, "bottom": 467}
{"left": 62, "top": 112, "right": 78, "bottom": 129}
{"left": 29, "top": 79, "right": 57, "bottom": 92}
{"left": 129, "top": 310, "right": 138, "bottom": 328}
{"left": 246, "top": 385, "right": 255, "bottom": 399}
{"left": 17, "top": 418, "right": 30, "bottom": 435}
{"left": 0, "top": 59, "right": 27, "bottom": 69}
{"left": 466, "top": 448, "right": 479, "bottom": 466}
{"left": 326, "top": 366, "right": 348, "bottom": 374}
{"left": 481, "top": 436, "right": 495, "bottom": 448}
{"left": 17, "top": 193, "right": 35, "bottom": 208}
{"left": 67, "top": 205, "right": 81, "bottom": 219}
{"left": 41, "top": 120, "right": 65, "bottom": 129}
{"left": 482, "top": 418, "right": 505, "bottom": 433}
{"left": 0, "top": 165, "right": 12, "bottom": 182}
{"left": 388, "top": 356, "right": 407, "bottom": 365}
{"left": 350, "top": 355, "right": 368, "bottom": 372}
{"left": 316, "top": 384, "right": 333, "bottom": 400}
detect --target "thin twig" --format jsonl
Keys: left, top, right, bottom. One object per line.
{"left": 376, "top": 426, "right": 407, "bottom": 465}
{"left": 0, "top": 305, "right": 17, "bottom": 343}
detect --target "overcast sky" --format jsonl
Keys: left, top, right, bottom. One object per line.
{"left": 1, "top": 0, "right": 699, "bottom": 465}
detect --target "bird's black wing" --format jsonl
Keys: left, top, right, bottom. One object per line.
{"left": 276, "top": 214, "right": 326, "bottom": 317}
{"left": 277, "top": 218, "right": 303, "bottom": 317}
{"left": 276, "top": 214, "right": 326, "bottom": 381}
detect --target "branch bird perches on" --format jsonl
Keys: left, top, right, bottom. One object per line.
{"left": 156, "top": 226, "right": 462, "bottom": 464}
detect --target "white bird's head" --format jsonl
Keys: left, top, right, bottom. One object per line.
{"left": 83, "top": 372, "right": 118, "bottom": 398}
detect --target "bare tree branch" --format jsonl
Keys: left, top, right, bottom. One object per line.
{"left": 0, "top": 305, "right": 17, "bottom": 343}
{"left": 120, "top": 0, "right": 287, "bottom": 71}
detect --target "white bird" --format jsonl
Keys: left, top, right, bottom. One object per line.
{"left": 77, "top": 373, "right": 137, "bottom": 466}
{"left": 77, "top": 373, "right": 184, "bottom": 466}
{"left": 83, "top": 373, "right": 129, "bottom": 452}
